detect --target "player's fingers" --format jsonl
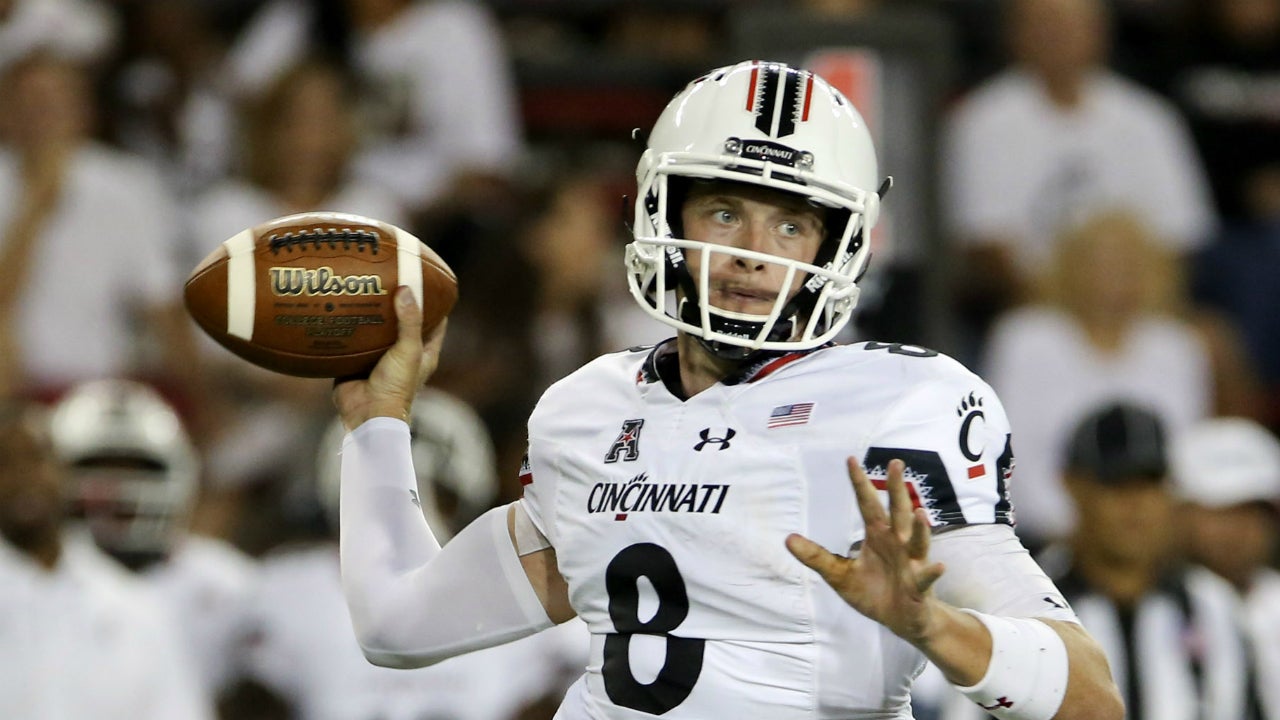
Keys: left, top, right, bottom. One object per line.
{"left": 886, "top": 459, "right": 914, "bottom": 537}
{"left": 917, "top": 561, "right": 945, "bottom": 594}
{"left": 848, "top": 457, "right": 887, "bottom": 525}
{"left": 394, "top": 285, "right": 423, "bottom": 346}
{"left": 906, "top": 507, "right": 932, "bottom": 560}
{"left": 375, "top": 286, "right": 424, "bottom": 380}
{"left": 417, "top": 317, "right": 448, "bottom": 385}
{"left": 785, "top": 533, "right": 848, "bottom": 584}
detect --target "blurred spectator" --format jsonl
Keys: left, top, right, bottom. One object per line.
{"left": 1193, "top": 215, "right": 1280, "bottom": 430}
{"left": 520, "top": 170, "right": 668, "bottom": 392}
{"left": 227, "top": 0, "right": 522, "bottom": 214}
{"left": 943, "top": 0, "right": 1215, "bottom": 331}
{"left": 0, "top": 52, "right": 197, "bottom": 400}
{"left": 0, "top": 400, "right": 212, "bottom": 719}
{"left": 1176, "top": 0, "right": 1280, "bottom": 428}
{"left": 1172, "top": 417, "right": 1280, "bottom": 719}
{"left": 236, "top": 388, "right": 587, "bottom": 720}
{"left": 107, "top": 0, "right": 239, "bottom": 202}
{"left": 1159, "top": 0, "right": 1280, "bottom": 223}
{"left": 933, "top": 402, "right": 1252, "bottom": 720}
{"left": 983, "top": 211, "right": 1212, "bottom": 546}
{"left": 190, "top": 58, "right": 406, "bottom": 252}
{"left": 49, "top": 379, "right": 257, "bottom": 710}
{"left": 0, "top": 0, "right": 117, "bottom": 73}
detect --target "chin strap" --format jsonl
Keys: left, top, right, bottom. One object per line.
{"left": 677, "top": 297, "right": 794, "bottom": 362}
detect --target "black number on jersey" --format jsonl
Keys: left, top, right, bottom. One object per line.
{"left": 863, "top": 341, "right": 939, "bottom": 358}
{"left": 602, "top": 543, "right": 705, "bottom": 714}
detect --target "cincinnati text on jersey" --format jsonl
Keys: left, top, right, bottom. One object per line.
{"left": 588, "top": 473, "right": 730, "bottom": 519}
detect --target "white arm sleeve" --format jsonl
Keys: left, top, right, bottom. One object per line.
{"left": 339, "top": 418, "right": 553, "bottom": 668}
{"left": 930, "top": 524, "right": 1078, "bottom": 623}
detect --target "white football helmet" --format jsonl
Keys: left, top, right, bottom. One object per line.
{"left": 316, "top": 388, "right": 498, "bottom": 543}
{"left": 627, "top": 60, "right": 885, "bottom": 359}
{"left": 49, "top": 379, "right": 199, "bottom": 559}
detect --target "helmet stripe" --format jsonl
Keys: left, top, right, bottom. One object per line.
{"left": 801, "top": 74, "right": 815, "bottom": 121}
{"left": 746, "top": 63, "right": 760, "bottom": 111}
{"left": 776, "top": 68, "right": 803, "bottom": 138}
{"left": 753, "top": 64, "right": 779, "bottom": 135}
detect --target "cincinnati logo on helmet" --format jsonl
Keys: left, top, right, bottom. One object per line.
{"left": 745, "top": 62, "right": 817, "bottom": 139}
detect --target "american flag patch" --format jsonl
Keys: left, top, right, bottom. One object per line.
{"left": 768, "top": 402, "right": 814, "bottom": 428}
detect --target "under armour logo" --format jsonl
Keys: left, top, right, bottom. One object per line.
{"left": 980, "top": 697, "right": 1014, "bottom": 711}
{"left": 694, "top": 428, "right": 736, "bottom": 451}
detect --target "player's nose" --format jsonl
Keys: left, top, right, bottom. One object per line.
{"left": 732, "top": 221, "right": 770, "bottom": 270}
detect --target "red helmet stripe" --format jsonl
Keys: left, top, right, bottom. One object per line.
{"left": 746, "top": 64, "right": 760, "bottom": 111}
{"left": 801, "top": 74, "right": 815, "bottom": 121}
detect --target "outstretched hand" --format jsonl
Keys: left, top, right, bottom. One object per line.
{"left": 333, "top": 286, "right": 447, "bottom": 431}
{"left": 785, "top": 458, "right": 946, "bottom": 644}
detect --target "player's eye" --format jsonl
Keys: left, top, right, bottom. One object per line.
{"left": 777, "top": 221, "right": 802, "bottom": 238}
{"left": 712, "top": 209, "right": 736, "bottom": 224}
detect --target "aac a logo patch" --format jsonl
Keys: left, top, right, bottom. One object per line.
{"left": 604, "top": 419, "right": 645, "bottom": 463}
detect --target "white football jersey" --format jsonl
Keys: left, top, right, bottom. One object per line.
{"left": 243, "top": 543, "right": 589, "bottom": 720}
{"left": 143, "top": 535, "right": 258, "bottom": 694}
{"left": 521, "top": 341, "right": 1019, "bottom": 720}
{"left": 0, "top": 532, "right": 212, "bottom": 720}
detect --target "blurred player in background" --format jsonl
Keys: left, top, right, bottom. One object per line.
{"left": 240, "top": 387, "right": 587, "bottom": 720}
{"left": 333, "top": 61, "right": 1121, "bottom": 720}
{"left": 49, "top": 379, "right": 256, "bottom": 707}
{"left": 0, "top": 399, "right": 212, "bottom": 719}
{"left": 1172, "top": 417, "right": 1280, "bottom": 719}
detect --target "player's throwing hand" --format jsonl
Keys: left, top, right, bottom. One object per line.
{"left": 786, "top": 458, "right": 947, "bottom": 644}
{"left": 333, "top": 286, "right": 447, "bottom": 431}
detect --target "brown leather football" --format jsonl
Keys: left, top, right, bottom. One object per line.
{"left": 184, "top": 212, "right": 457, "bottom": 378}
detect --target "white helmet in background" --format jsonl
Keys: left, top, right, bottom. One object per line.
{"left": 49, "top": 379, "right": 199, "bottom": 559}
{"left": 316, "top": 388, "right": 498, "bottom": 543}
{"left": 1171, "top": 417, "right": 1280, "bottom": 508}
{"left": 627, "top": 60, "right": 886, "bottom": 360}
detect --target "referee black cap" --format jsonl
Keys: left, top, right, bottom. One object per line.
{"left": 1065, "top": 402, "right": 1169, "bottom": 484}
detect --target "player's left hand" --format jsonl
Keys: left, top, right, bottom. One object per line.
{"left": 785, "top": 458, "right": 946, "bottom": 644}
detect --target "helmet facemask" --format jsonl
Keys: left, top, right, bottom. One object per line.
{"left": 68, "top": 457, "right": 188, "bottom": 567}
{"left": 627, "top": 164, "right": 874, "bottom": 361}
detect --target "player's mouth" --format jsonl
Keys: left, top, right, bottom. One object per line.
{"left": 709, "top": 283, "right": 779, "bottom": 313}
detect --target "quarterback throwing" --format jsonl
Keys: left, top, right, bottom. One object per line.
{"left": 333, "top": 61, "right": 1123, "bottom": 720}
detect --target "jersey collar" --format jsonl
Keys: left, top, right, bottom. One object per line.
{"left": 637, "top": 338, "right": 833, "bottom": 397}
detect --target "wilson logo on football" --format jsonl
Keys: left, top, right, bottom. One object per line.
{"left": 269, "top": 266, "right": 387, "bottom": 297}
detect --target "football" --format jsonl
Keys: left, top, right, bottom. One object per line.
{"left": 184, "top": 212, "right": 457, "bottom": 378}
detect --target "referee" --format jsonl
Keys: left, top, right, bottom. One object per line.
{"left": 1041, "top": 403, "right": 1250, "bottom": 720}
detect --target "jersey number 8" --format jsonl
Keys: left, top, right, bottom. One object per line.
{"left": 603, "top": 543, "right": 706, "bottom": 714}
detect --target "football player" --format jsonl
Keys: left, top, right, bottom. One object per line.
{"left": 333, "top": 61, "right": 1123, "bottom": 720}
{"left": 240, "top": 387, "right": 588, "bottom": 720}
{"left": 49, "top": 379, "right": 257, "bottom": 700}
{"left": 0, "top": 400, "right": 212, "bottom": 719}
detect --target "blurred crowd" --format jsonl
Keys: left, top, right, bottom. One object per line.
{"left": 0, "top": 0, "right": 1278, "bottom": 718}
